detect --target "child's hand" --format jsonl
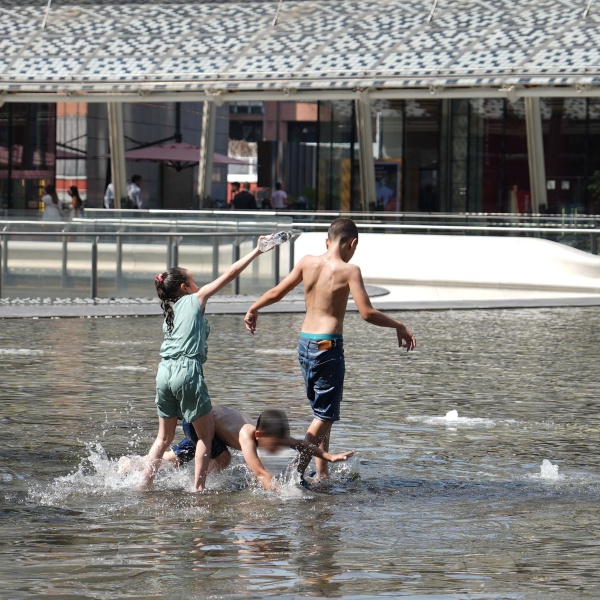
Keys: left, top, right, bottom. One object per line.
{"left": 396, "top": 326, "right": 416, "bottom": 351}
{"left": 244, "top": 308, "right": 258, "bottom": 334}
{"left": 256, "top": 235, "right": 271, "bottom": 254}
{"left": 329, "top": 450, "right": 354, "bottom": 463}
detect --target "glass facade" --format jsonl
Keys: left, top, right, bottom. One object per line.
{"left": 541, "top": 98, "right": 600, "bottom": 214}
{"left": 315, "top": 98, "right": 600, "bottom": 214}
{"left": 2, "top": 98, "right": 600, "bottom": 215}
{"left": 316, "top": 101, "right": 357, "bottom": 211}
{"left": 0, "top": 104, "right": 56, "bottom": 212}
{"left": 369, "top": 98, "right": 530, "bottom": 214}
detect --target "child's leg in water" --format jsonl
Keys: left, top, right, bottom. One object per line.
{"left": 141, "top": 416, "right": 178, "bottom": 489}
{"left": 191, "top": 412, "right": 215, "bottom": 492}
{"left": 297, "top": 418, "right": 333, "bottom": 479}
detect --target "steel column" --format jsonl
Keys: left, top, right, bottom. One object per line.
{"left": 61, "top": 235, "right": 68, "bottom": 287}
{"left": 524, "top": 97, "right": 547, "bottom": 214}
{"left": 212, "top": 236, "right": 219, "bottom": 279}
{"left": 197, "top": 101, "right": 217, "bottom": 206}
{"left": 232, "top": 239, "right": 240, "bottom": 295}
{"left": 355, "top": 93, "right": 376, "bottom": 212}
{"left": 107, "top": 102, "right": 128, "bottom": 209}
{"left": 91, "top": 236, "right": 99, "bottom": 300}
{"left": 116, "top": 235, "right": 123, "bottom": 288}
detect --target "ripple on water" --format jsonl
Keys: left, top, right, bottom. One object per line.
{"left": 1, "top": 308, "right": 600, "bottom": 598}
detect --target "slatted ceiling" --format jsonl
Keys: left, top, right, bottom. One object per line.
{"left": 0, "top": 0, "right": 599, "bottom": 94}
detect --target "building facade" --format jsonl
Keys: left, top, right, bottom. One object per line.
{"left": 2, "top": 1, "right": 600, "bottom": 215}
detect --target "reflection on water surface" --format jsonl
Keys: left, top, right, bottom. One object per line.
{"left": 1, "top": 307, "right": 599, "bottom": 599}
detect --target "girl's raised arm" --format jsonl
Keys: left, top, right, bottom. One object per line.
{"left": 196, "top": 237, "right": 270, "bottom": 310}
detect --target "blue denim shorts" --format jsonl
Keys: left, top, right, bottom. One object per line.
{"left": 298, "top": 335, "right": 345, "bottom": 422}
{"left": 170, "top": 419, "right": 228, "bottom": 465}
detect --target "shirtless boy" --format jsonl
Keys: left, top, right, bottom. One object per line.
{"left": 244, "top": 218, "right": 416, "bottom": 480}
{"left": 127, "top": 405, "right": 354, "bottom": 490}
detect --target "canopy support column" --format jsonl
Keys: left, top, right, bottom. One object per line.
{"left": 198, "top": 100, "right": 216, "bottom": 207}
{"left": 107, "top": 102, "right": 127, "bottom": 209}
{"left": 524, "top": 97, "right": 547, "bottom": 214}
{"left": 355, "top": 93, "right": 376, "bottom": 212}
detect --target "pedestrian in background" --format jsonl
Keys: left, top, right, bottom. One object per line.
{"left": 126, "top": 174, "right": 143, "bottom": 209}
{"left": 68, "top": 185, "right": 84, "bottom": 217}
{"left": 104, "top": 182, "right": 114, "bottom": 209}
{"left": 232, "top": 182, "right": 257, "bottom": 210}
{"left": 272, "top": 182, "right": 288, "bottom": 210}
{"left": 41, "top": 184, "right": 62, "bottom": 221}
{"left": 229, "top": 182, "right": 240, "bottom": 208}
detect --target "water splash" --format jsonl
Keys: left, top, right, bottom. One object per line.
{"left": 408, "top": 409, "right": 507, "bottom": 427}
{"left": 28, "top": 442, "right": 191, "bottom": 507}
{"left": 98, "top": 365, "right": 149, "bottom": 372}
{"left": 533, "top": 459, "right": 565, "bottom": 480}
{"left": 254, "top": 348, "right": 297, "bottom": 355}
{"left": 331, "top": 455, "right": 361, "bottom": 482}
{"left": 27, "top": 441, "right": 313, "bottom": 508}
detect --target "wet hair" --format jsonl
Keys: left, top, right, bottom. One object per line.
{"left": 255, "top": 409, "right": 290, "bottom": 438}
{"left": 328, "top": 218, "right": 358, "bottom": 244}
{"left": 154, "top": 267, "right": 189, "bottom": 334}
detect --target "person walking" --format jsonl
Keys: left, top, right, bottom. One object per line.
{"left": 41, "top": 184, "right": 62, "bottom": 221}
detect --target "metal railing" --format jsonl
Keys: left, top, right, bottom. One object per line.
{"left": 1, "top": 211, "right": 598, "bottom": 300}
{"left": 0, "top": 226, "right": 299, "bottom": 301}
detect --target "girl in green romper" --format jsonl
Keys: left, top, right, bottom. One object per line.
{"left": 142, "top": 238, "right": 269, "bottom": 492}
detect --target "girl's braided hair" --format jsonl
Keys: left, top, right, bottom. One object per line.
{"left": 154, "top": 267, "right": 189, "bottom": 334}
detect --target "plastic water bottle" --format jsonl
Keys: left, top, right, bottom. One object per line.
{"left": 259, "top": 230, "right": 293, "bottom": 252}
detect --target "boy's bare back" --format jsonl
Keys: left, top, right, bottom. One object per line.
{"left": 212, "top": 405, "right": 254, "bottom": 451}
{"left": 300, "top": 253, "right": 358, "bottom": 335}
{"left": 245, "top": 218, "right": 415, "bottom": 351}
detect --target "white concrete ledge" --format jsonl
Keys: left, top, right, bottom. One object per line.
{"left": 294, "top": 232, "right": 600, "bottom": 305}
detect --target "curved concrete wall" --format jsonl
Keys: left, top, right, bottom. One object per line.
{"left": 294, "top": 233, "right": 600, "bottom": 294}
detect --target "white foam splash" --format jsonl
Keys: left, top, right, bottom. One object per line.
{"left": 331, "top": 455, "right": 361, "bottom": 482}
{"left": 0, "top": 348, "right": 44, "bottom": 356}
{"left": 99, "top": 340, "right": 146, "bottom": 346}
{"left": 254, "top": 349, "right": 297, "bottom": 355}
{"left": 27, "top": 442, "right": 307, "bottom": 506}
{"left": 408, "top": 409, "right": 504, "bottom": 427}
{"left": 28, "top": 443, "right": 188, "bottom": 506}
{"left": 533, "top": 459, "right": 565, "bottom": 480}
{"left": 99, "top": 365, "right": 149, "bottom": 372}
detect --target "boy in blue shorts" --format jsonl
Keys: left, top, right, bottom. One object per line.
{"left": 244, "top": 218, "right": 416, "bottom": 480}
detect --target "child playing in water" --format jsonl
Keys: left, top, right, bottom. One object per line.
{"left": 142, "top": 239, "right": 270, "bottom": 492}
{"left": 244, "top": 218, "right": 416, "bottom": 481}
{"left": 125, "top": 405, "right": 354, "bottom": 490}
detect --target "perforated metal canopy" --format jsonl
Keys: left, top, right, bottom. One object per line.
{"left": 1, "top": 0, "right": 599, "bottom": 102}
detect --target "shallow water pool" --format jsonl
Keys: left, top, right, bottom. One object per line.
{"left": 1, "top": 307, "right": 599, "bottom": 599}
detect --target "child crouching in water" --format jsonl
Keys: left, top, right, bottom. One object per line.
{"left": 142, "top": 238, "right": 270, "bottom": 492}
